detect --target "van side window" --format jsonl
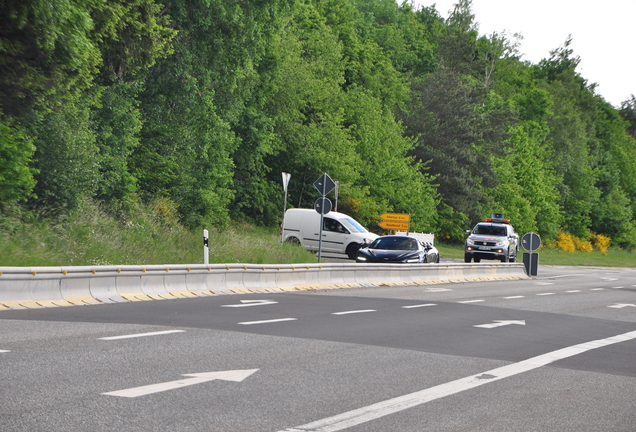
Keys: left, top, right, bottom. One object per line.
{"left": 324, "top": 218, "right": 347, "bottom": 233}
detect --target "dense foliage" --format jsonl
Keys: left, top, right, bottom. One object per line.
{"left": 2, "top": 0, "right": 636, "bottom": 248}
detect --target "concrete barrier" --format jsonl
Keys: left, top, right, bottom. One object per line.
{"left": 0, "top": 262, "right": 527, "bottom": 310}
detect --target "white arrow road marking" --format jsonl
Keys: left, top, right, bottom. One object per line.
{"left": 402, "top": 304, "right": 436, "bottom": 309}
{"left": 99, "top": 330, "right": 185, "bottom": 341}
{"left": 102, "top": 369, "right": 259, "bottom": 398}
{"left": 222, "top": 299, "right": 278, "bottom": 307}
{"left": 238, "top": 318, "right": 297, "bottom": 325}
{"left": 332, "top": 310, "right": 376, "bottom": 315}
{"left": 608, "top": 304, "right": 636, "bottom": 309}
{"left": 277, "top": 330, "right": 636, "bottom": 432}
{"left": 474, "top": 320, "right": 526, "bottom": 329}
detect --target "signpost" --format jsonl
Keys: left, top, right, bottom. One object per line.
{"left": 521, "top": 232, "right": 541, "bottom": 276}
{"left": 314, "top": 173, "right": 336, "bottom": 262}
{"left": 379, "top": 213, "right": 411, "bottom": 232}
{"left": 280, "top": 172, "right": 291, "bottom": 243}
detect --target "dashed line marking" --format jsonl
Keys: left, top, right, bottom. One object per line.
{"left": 99, "top": 330, "right": 185, "bottom": 340}
{"left": 503, "top": 296, "right": 524, "bottom": 299}
{"left": 238, "top": 318, "right": 297, "bottom": 325}
{"left": 457, "top": 300, "right": 485, "bottom": 304}
{"left": 332, "top": 310, "right": 376, "bottom": 315}
{"left": 612, "top": 286, "right": 625, "bottom": 289}
{"left": 0, "top": 350, "right": 10, "bottom": 353}
{"left": 566, "top": 290, "right": 581, "bottom": 293}
{"left": 402, "top": 304, "right": 437, "bottom": 309}
{"left": 591, "top": 288, "right": 605, "bottom": 291}
{"left": 537, "top": 293, "right": 555, "bottom": 296}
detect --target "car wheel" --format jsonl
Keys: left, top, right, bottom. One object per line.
{"left": 286, "top": 237, "right": 300, "bottom": 245}
{"left": 346, "top": 243, "right": 361, "bottom": 260}
{"left": 436, "top": 254, "right": 440, "bottom": 263}
{"left": 474, "top": 258, "right": 481, "bottom": 263}
{"left": 509, "top": 255, "right": 516, "bottom": 263}
{"left": 464, "top": 255, "right": 471, "bottom": 263}
{"left": 501, "top": 255, "right": 508, "bottom": 262}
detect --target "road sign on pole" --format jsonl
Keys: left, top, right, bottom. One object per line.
{"left": 379, "top": 220, "right": 411, "bottom": 230}
{"left": 313, "top": 173, "right": 336, "bottom": 196}
{"left": 379, "top": 213, "right": 411, "bottom": 222}
{"left": 280, "top": 172, "right": 291, "bottom": 244}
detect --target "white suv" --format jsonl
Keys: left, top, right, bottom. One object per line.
{"left": 464, "top": 214, "right": 519, "bottom": 263}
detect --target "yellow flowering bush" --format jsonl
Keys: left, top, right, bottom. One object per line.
{"left": 590, "top": 232, "right": 611, "bottom": 253}
{"left": 556, "top": 232, "right": 576, "bottom": 253}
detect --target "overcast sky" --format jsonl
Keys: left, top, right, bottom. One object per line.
{"left": 412, "top": 0, "right": 635, "bottom": 107}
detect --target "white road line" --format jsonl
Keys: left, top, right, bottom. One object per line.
{"left": 402, "top": 304, "right": 436, "bottom": 309}
{"left": 503, "top": 296, "right": 524, "bottom": 299}
{"left": 332, "top": 310, "right": 376, "bottom": 316}
{"left": 238, "top": 318, "right": 297, "bottom": 325}
{"left": 537, "top": 293, "right": 555, "bottom": 296}
{"left": 99, "top": 330, "right": 185, "bottom": 341}
{"left": 457, "top": 300, "right": 485, "bottom": 304}
{"left": 278, "top": 330, "right": 636, "bottom": 432}
{"left": 591, "top": 288, "right": 605, "bottom": 291}
{"left": 535, "top": 282, "right": 554, "bottom": 285}
{"left": 0, "top": 350, "right": 10, "bottom": 353}
{"left": 566, "top": 290, "right": 581, "bottom": 293}
{"left": 612, "top": 286, "right": 625, "bottom": 289}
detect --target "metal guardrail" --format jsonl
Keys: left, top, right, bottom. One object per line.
{"left": 0, "top": 262, "right": 527, "bottom": 310}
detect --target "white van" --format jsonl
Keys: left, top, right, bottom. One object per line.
{"left": 282, "top": 209, "right": 378, "bottom": 259}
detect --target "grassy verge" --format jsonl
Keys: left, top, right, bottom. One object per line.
{"left": 0, "top": 203, "right": 316, "bottom": 266}
{"left": 2, "top": 203, "right": 634, "bottom": 267}
{"left": 436, "top": 242, "right": 636, "bottom": 267}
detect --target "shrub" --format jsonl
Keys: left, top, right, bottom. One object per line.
{"left": 590, "top": 232, "right": 611, "bottom": 254}
{"left": 556, "top": 232, "right": 576, "bottom": 253}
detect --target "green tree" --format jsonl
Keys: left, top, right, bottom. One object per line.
{"left": 0, "top": 120, "right": 38, "bottom": 207}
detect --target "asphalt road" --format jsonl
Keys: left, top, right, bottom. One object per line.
{"left": 1, "top": 265, "right": 635, "bottom": 431}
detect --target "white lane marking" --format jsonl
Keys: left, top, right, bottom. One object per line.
{"left": 601, "top": 277, "right": 619, "bottom": 281}
{"left": 591, "top": 288, "right": 605, "bottom": 291}
{"left": 537, "top": 293, "right": 555, "bottom": 296}
{"left": 99, "top": 330, "right": 185, "bottom": 341}
{"left": 103, "top": 369, "right": 258, "bottom": 398}
{"left": 608, "top": 304, "right": 636, "bottom": 309}
{"left": 566, "top": 290, "right": 581, "bottom": 293}
{"left": 0, "top": 350, "right": 10, "bottom": 353}
{"left": 222, "top": 299, "right": 278, "bottom": 308}
{"left": 503, "top": 296, "right": 524, "bottom": 299}
{"left": 612, "top": 286, "right": 625, "bottom": 289}
{"left": 535, "top": 282, "right": 554, "bottom": 285}
{"left": 425, "top": 288, "right": 452, "bottom": 292}
{"left": 332, "top": 310, "right": 376, "bottom": 316}
{"left": 238, "top": 318, "right": 297, "bottom": 325}
{"left": 277, "top": 330, "right": 636, "bottom": 432}
{"left": 402, "top": 304, "right": 436, "bottom": 309}
{"left": 457, "top": 300, "right": 484, "bottom": 304}
{"left": 474, "top": 320, "right": 526, "bottom": 329}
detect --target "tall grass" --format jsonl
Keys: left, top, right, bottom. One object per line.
{"left": 0, "top": 202, "right": 316, "bottom": 266}
{"left": 436, "top": 242, "right": 636, "bottom": 267}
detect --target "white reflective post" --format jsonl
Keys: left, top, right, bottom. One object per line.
{"left": 203, "top": 229, "right": 209, "bottom": 265}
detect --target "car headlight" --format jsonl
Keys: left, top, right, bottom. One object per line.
{"left": 404, "top": 256, "right": 420, "bottom": 263}
{"left": 495, "top": 240, "right": 507, "bottom": 246}
{"left": 466, "top": 238, "right": 476, "bottom": 246}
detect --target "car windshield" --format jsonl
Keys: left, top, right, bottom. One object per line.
{"left": 370, "top": 237, "right": 419, "bottom": 251}
{"left": 341, "top": 218, "right": 368, "bottom": 233}
{"left": 474, "top": 224, "right": 507, "bottom": 236}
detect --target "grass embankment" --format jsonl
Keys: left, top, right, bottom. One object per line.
{"left": 1, "top": 203, "right": 634, "bottom": 267}
{"left": 436, "top": 243, "right": 636, "bottom": 267}
{"left": 0, "top": 203, "right": 316, "bottom": 267}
